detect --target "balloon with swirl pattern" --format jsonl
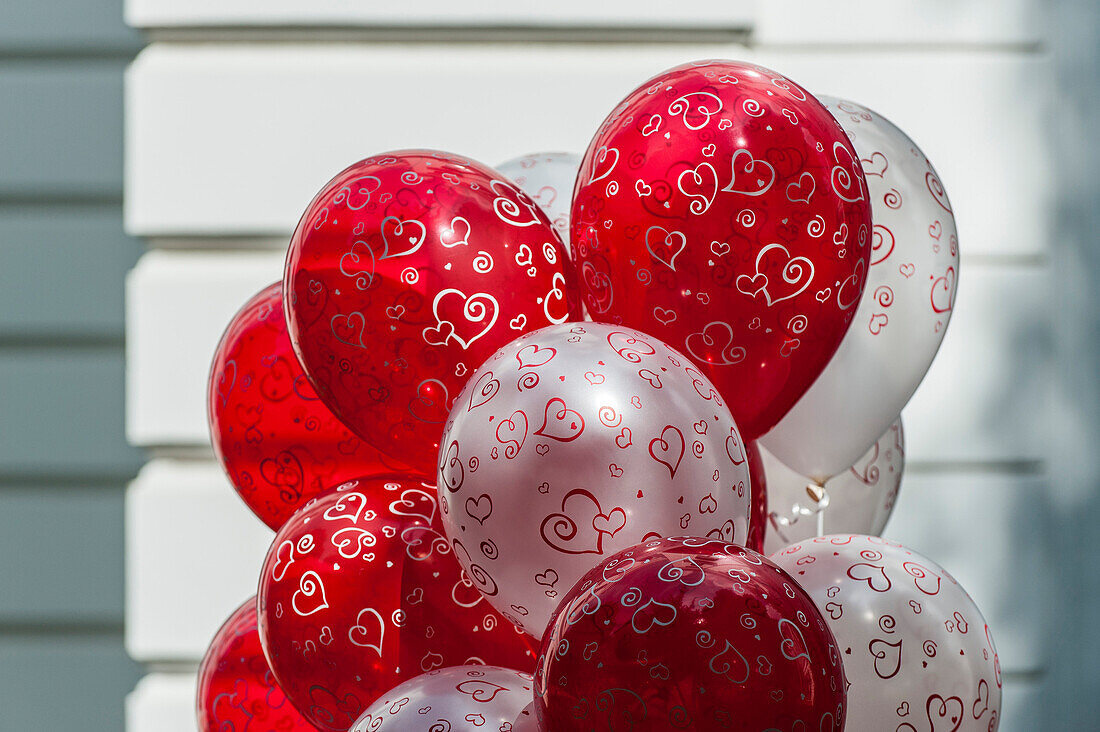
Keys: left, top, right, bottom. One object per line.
{"left": 437, "top": 322, "right": 752, "bottom": 638}
{"left": 284, "top": 150, "right": 582, "bottom": 478}
{"left": 571, "top": 60, "right": 873, "bottom": 440}
{"left": 196, "top": 597, "right": 318, "bottom": 732}
{"left": 771, "top": 535, "right": 1001, "bottom": 731}
{"left": 257, "top": 475, "right": 538, "bottom": 731}
{"left": 349, "top": 665, "right": 533, "bottom": 731}
{"left": 761, "top": 97, "right": 959, "bottom": 481}
{"left": 535, "top": 537, "right": 847, "bottom": 731}
{"left": 208, "top": 282, "right": 415, "bottom": 531}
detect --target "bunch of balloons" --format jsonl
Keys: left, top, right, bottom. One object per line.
{"left": 196, "top": 60, "right": 997, "bottom": 731}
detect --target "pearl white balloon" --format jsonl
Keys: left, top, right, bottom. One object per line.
{"left": 511, "top": 702, "right": 539, "bottom": 731}
{"left": 761, "top": 97, "right": 959, "bottom": 481}
{"left": 772, "top": 535, "right": 1001, "bottom": 731}
{"left": 350, "top": 665, "right": 533, "bottom": 731}
{"left": 495, "top": 152, "right": 581, "bottom": 252}
{"left": 762, "top": 416, "right": 905, "bottom": 555}
{"left": 438, "top": 322, "right": 752, "bottom": 637}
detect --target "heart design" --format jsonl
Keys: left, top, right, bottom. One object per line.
{"left": 785, "top": 172, "right": 816, "bottom": 204}
{"left": 339, "top": 239, "right": 376, "bottom": 289}
{"left": 709, "top": 640, "right": 750, "bottom": 683}
{"left": 292, "top": 571, "right": 329, "bottom": 616}
{"left": 870, "top": 224, "right": 896, "bottom": 266}
{"left": 830, "top": 141, "right": 866, "bottom": 203}
{"left": 271, "top": 540, "right": 296, "bottom": 581}
{"left": 737, "top": 243, "right": 815, "bottom": 307}
{"left": 589, "top": 146, "right": 619, "bottom": 184}
{"left": 677, "top": 162, "right": 719, "bottom": 214}
{"left": 439, "top": 441, "right": 464, "bottom": 492}
{"left": 534, "top": 569, "right": 559, "bottom": 588}
{"left": 215, "top": 359, "right": 236, "bottom": 407}
{"left": 581, "top": 261, "right": 614, "bottom": 314}
{"left": 379, "top": 216, "right": 426, "bottom": 259}
{"left": 423, "top": 289, "right": 499, "bottom": 349}
{"left": 388, "top": 487, "right": 437, "bottom": 524}
{"left": 869, "top": 637, "right": 903, "bottom": 679}
{"left": 710, "top": 240, "right": 730, "bottom": 257}
{"left": 635, "top": 179, "right": 653, "bottom": 196}
{"left": 406, "top": 587, "right": 424, "bottom": 605}
{"left": 652, "top": 306, "right": 677, "bottom": 325}
{"left": 931, "top": 266, "right": 956, "bottom": 313}
{"left": 649, "top": 425, "right": 686, "bottom": 478}
{"left": 584, "top": 371, "right": 605, "bottom": 385}
{"left": 973, "top": 679, "right": 990, "bottom": 718}
{"left": 837, "top": 258, "right": 867, "bottom": 311}
{"left": 725, "top": 428, "right": 746, "bottom": 465}
{"left": 638, "top": 369, "right": 662, "bottom": 389}
{"left": 323, "top": 492, "right": 368, "bottom": 523}
{"left": 615, "top": 428, "right": 632, "bottom": 449}
{"left": 899, "top": 262, "right": 916, "bottom": 278}
{"left": 869, "top": 312, "right": 889, "bottom": 335}
{"left": 847, "top": 562, "right": 892, "bottom": 592}
{"left": 495, "top": 410, "right": 528, "bottom": 459}
{"left": 631, "top": 598, "right": 678, "bottom": 634}
{"left": 898, "top": 702, "right": 910, "bottom": 717}
{"left": 668, "top": 91, "right": 722, "bottom": 130}
{"left": 861, "top": 151, "right": 889, "bottom": 177}
{"left": 685, "top": 321, "right": 746, "bottom": 365}
{"left": 929, "top": 220, "right": 943, "bottom": 240}
{"left": 926, "top": 694, "right": 964, "bottom": 732}
{"left": 645, "top": 226, "right": 687, "bottom": 271}
{"left": 467, "top": 370, "right": 500, "bottom": 411}
{"left": 698, "top": 493, "right": 718, "bottom": 513}
{"left": 722, "top": 149, "right": 776, "bottom": 196}
{"left": 408, "top": 378, "right": 449, "bottom": 424}
{"left": 420, "top": 651, "right": 445, "bottom": 672}
{"left": 439, "top": 216, "right": 471, "bottom": 247}
{"left": 516, "top": 344, "right": 557, "bottom": 369}
{"left": 926, "top": 170, "right": 953, "bottom": 213}
{"left": 640, "top": 115, "right": 662, "bottom": 137}
{"left": 535, "top": 397, "right": 585, "bottom": 441}
{"left": 825, "top": 601, "right": 842, "bottom": 620}
{"left": 609, "top": 463, "right": 624, "bottom": 477}
{"left": 331, "top": 312, "right": 367, "bottom": 349}
{"left": 260, "top": 451, "right": 304, "bottom": 498}
{"left": 509, "top": 314, "right": 527, "bottom": 330}
{"left": 540, "top": 488, "right": 615, "bottom": 555}
{"left": 592, "top": 507, "right": 627, "bottom": 537}
{"left": 778, "top": 618, "right": 811, "bottom": 662}
{"left": 385, "top": 303, "right": 406, "bottom": 320}
{"left": 457, "top": 679, "right": 510, "bottom": 703}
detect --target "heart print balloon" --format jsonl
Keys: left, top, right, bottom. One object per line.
{"left": 437, "top": 322, "right": 752, "bottom": 638}
{"left": 535, "top": 537, "right": 847, "bottom": 731}
{"left": 209, "top": 282, "right": 413, "bottom": 530}
{"left": 762, "top": 97, "right": 959, "bottom": 480}
{"left": 572, "top": 60, "right": 873, "bottom": 439}
{"left": 284, "top": 150, "right": 581, "bottom": 476}
{"left": 772, "top": 535, "right": 1001, "bottom": 732}
{"left": 258, "top": 476, "right": 537, "bottom": 731}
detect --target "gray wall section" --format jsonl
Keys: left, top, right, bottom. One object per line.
{"left": 0, "top": 0, "right": 143, "bottom": 729}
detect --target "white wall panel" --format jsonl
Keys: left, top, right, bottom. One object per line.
{"left": 127, "top": 674, "right": 196, "bottom": 732}
{"left": 126, "top": 459, "right": 272, "bottom": 661}
{"left": 125, "top": 249, "right": 283, "bottom": 446}
{"left": 125, "top": 45, "right": 1050, "bottom": 258}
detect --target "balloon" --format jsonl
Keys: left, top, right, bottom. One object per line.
{"left": 763, "top": 417, "right": 904, "bottom": 554}
{"left": 535, "top": 537, "right": 847, "bottom": 731}
{"left": 208, "top": 282, "right": 414, "bottom": 530}
{"left": 571, "top": 60, "right": 873, "bottom": 439}
{"left": 349, "top": 666, "right": 533, "bottom": 731}
{"left": 495, "top": 152, "right": 582, "bottom": 252}
{"left": 437, "top": 322, "right": 752, "bottom": 637}
{"left": 196, "top": 597, "right": 317, "bottom": 732}
{"left": 284, "top": 150, "right": 581, "bottom": 477}
{"left": 258, "top": 476, "right": 538, "bottom": 731}
{"left": 761, "top": 97, "right": 959, "bottom": 480}
{"left": 772, "top": 535, "right": 1001, "bottom": 731}
{"left": 745, "top": 440, "right": 768, "bottom": 553}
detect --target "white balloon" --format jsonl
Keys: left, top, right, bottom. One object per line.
{"left": 772, "top": 535, "right": 1002, "bottom": 731}
{"left": 511, "top": 702, "right": 539, "bottom": 731}
{"left": 496, "top": 152, "right": 581, "bottom": 253}
{"left": 350, "top": 665, "right": 533, "bottom": 731}
{"left": 761, "top": 97, "right": 959, "bottom": 481}
{"left": 762, "top": 417, "right": 905, "bottom": 555}
{"left": 438, "top": 322, "right": 752, "bottom": 637}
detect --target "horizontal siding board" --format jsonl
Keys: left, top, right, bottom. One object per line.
{"left": 0, "top": 62, "right": 127, "bottom": 198}
{"left": 125, "top": 1, "right": 754, "bottom": 30}
{"left": 0, "top": 204, "right": 141, "bottom": 339}
{"left": 0, "top": 0, "right": 140, "bottom": 55}
{"left": 883, "top": 470, "right": 1051, "bottom": 673}
{"left": 0, "top": 346, "right": 144, "bottom": 476}
{"left": 0, "top": 631, "right": 140, "bottom": 731}
{"left": 126, "top": 459, "right": 272, "bottom": 661}
{"left": 125, "top": 249, "right": 284, "bottom": 446}
{"left": 124, "top": 45, "right": 1050, "bottom": 259}
{"left": 127, "top": 673, "right": 197, "bottom": 732}
{"left": 0, "top": 486, "right": 126, "bottom": 623}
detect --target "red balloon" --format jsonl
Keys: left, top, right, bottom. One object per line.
{"left": 209, "top": 283, "right": 415, "bottom": 530}
{"left": 196, "top": 597, "right": 317, "bottom": 732}
{"left": 572, "top": 60, "right": 873, "bottom": 438}
{"left": 535, "top": 537, "right": 846, "bottom": 731}
{"left": 745, "top": 440, "right": 768, "bottom": 553}
{"left": 284, "top": 150, "right": 582, "bottom": 475}
{"left": 258, "top": 475, "right": 538, "bottom": 731}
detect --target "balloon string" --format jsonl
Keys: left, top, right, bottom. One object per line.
{"left": 816, "top": 505, "right": 825, "bottom": 538}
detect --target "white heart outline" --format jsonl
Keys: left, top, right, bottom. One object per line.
{"left": 422, "top": 289, "right": 500, "bottom": 350}
{"left": 722, "top": 149, "right": 776, "bottom": 197}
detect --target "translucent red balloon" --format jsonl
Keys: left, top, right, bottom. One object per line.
{"left": 209, "top": 283, "right": 413, "bottom": 530}
{"left": 196, "top": 597, "right": 317, "bottom": 732}
{"left": 746, "top": 440, "right": 768, "bottom": 553}
{"left": 257, "top": 475, "right": 538, "bottom": 731}
{"left": 535, "top": 537, "right": 846, "bottom": 731}
{"left": 572, "top": 60, "right": 873, "bottom": 438}
{"left": 284, "top": 150, "right": 581, "bottom": 476}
